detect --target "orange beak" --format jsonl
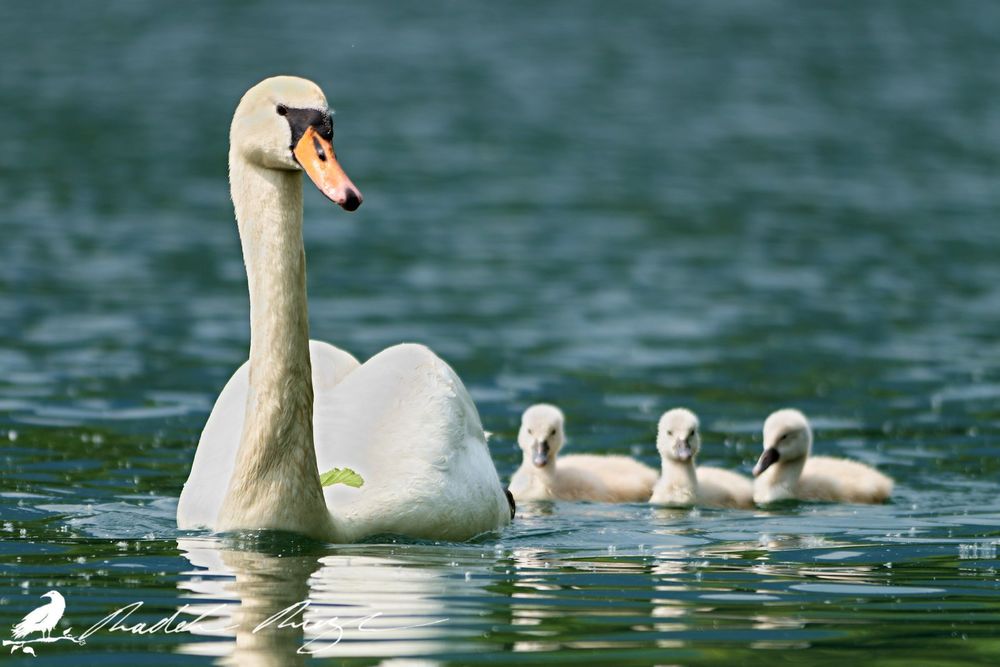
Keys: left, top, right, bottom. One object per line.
{"left": 293, "top": 126, "right": 363, "bottom": 211}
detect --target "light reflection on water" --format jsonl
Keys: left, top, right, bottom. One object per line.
{"left": 4, "top": 483, "right": 1000, "bottom": 663}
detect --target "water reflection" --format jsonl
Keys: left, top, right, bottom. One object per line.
{"left": 178, "top": 539, "right": 317, "bottom": 665}
{"left": 175, "top": 537, "right": 478, "bottom": 663}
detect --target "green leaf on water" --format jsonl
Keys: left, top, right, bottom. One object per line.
{"left": 319, "top": 467, "right": 365, "bottom": 488}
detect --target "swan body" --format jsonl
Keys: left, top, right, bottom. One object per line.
{"left": 649, "top": 408, "right": 753, "bottom": 509}
{"left": 179, "top": 342, "right": 507, "bottom": 541}
{"left": 178, "top": 340, "right": 359, "bottom": 531}
{"left": 752, "top": 409, "right": 893, "bottom": 505}
{"left": 508, "top": 404, "right": 658, "bottom": 503}
{"left": 177, "top": 76, "right": 510, "bottom": 541}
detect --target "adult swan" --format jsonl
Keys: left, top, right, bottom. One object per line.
{"left": 177, "top": 76, "right": 511, "bottom": 542}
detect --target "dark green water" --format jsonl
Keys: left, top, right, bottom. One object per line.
{"left": 2, "top": 1, "right": 1000, "bottom": 664}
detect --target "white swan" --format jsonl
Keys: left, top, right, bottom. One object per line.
{"left": 508, "top": 404, "right": 658, "bottom": 502}
{"left": 649, "top": 408, "right": 753, "bottom": 509}
{"left": 176, "top": 76, "right": 511, "bottom": 542}
{"left": 752, "top": 408, "right": 894, "bottom": 505}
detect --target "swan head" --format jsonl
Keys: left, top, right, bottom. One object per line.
{"left": 657, "top": 408, "right": 700, "bottom": 462}
{"left": 518, "top": 404, "right": 565, "bottom": 468}
{"left": 41, "top": 591, "right": 61, "bottom": 601}
{"left": 230, "top": 75, "right": 362, "bottom": 211}
{"left": 754, "top": 408, "right": 812, "bottom": 476}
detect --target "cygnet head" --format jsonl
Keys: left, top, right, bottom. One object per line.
{"left": 230, "top": 76, "right": 362, "bottom": 211}
{"left": 518, "top": 404, "right": 566, "bottom": 468}
{"left": 656, "top": 408, "right": 701, "bottom": 462}
{"left": 754, "top": 408, "right": 813, "bottom": 477}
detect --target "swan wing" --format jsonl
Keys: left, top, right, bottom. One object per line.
{"left": 801, "top": 456, "right": 894, "bottom": 503}
{"left": 695, "top": 466, "right": 754, "bottom": 508}
{"left": 177, "top": 341, "right": 360, "bottom": 530}
{"left": 508, "top": 464, "right": 550, "bottom": 501}
{"left": 559, "top": 454, "right": 658, "bottom": 502}
{"left": 314, "top": 343, "right": 510, "bottom": 541}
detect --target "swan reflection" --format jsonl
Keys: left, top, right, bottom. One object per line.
{"left": 174, "top": 537, "right": 483, "bottom": 663}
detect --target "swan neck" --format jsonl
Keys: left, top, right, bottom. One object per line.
{"left": 777, "top": 457, "right": 806, "bottom": 480}
{"left": 219, "top": 154, "right": 332, "bottom": 539}
{"left": 233, "top": 160, "right": 311, "bottom": 385}
{"left": 524, "top": 453, "right": 557, "bottom": 478}
{"left": 660, "top": 456, "right": 698, "bottom": 491}
{"left": 770, "top": 457, "right": 807, "bottom": 494}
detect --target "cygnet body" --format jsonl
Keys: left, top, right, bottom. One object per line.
{"left": 508, "top": 404, "right": 658, "bottom": 503}
{"left": 650, "top": 408, "right": 753, "bottom": 509}
{"left": 753, "top": 409, "right": 893, "bottom": 505}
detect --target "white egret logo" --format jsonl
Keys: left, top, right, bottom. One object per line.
{"left": 13, "top": 591, "right": 65, "bottom": 639}
{"left": 5, "top": 590, "right": 79, "bottom": 657}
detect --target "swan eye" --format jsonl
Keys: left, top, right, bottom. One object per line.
{"left": 527, "top": 428, "right": 533, "bottom": 436}
{"left": 666, "top": 430, "right": 673, "bottom": 437}
{"left": 276, "top": 104, "right": 288, "bottom": 116}
{"left": 549, "top": 428, "right": 555, "bottom": 437}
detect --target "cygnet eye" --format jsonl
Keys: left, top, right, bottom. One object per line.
{"left": 549, "top": 428, "right": 555, "bottom": 437}
{"left": 666, "top": 430, "right": 673, "bottom": 437}
{"left": 527, "top": 428, "right": 533, "bottom": 436}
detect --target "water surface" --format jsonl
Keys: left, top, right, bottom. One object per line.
{"left": 2, "top": 1, "right": 999, "bottom": 664}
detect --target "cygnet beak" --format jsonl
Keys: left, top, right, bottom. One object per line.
{"left": 532, "top": 441, "right": 550, "bottom": 467}
{"left": 674, "top": 440, "right": 693, "bottom": 461}
{"left": 753, "top": 447, "right": 780, "bottom": 477}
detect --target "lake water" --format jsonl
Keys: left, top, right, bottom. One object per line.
{"left": 2, "top": 1, "right": 1000, "bottom": 664}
